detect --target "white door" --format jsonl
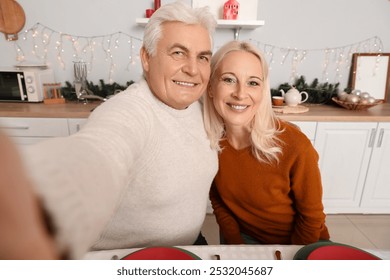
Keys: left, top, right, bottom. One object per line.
{"left": 315, "top": 122, "right": 377, "bottom": 213}
{"left": 360, "top": 122, "right": 390, "bottom": 212}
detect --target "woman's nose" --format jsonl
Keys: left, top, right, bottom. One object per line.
{"left": 232, "top": 84, "right": 247, "bottom": 100}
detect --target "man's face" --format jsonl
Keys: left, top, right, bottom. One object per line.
{"left": 141, "top": 22, "right": 212, "bottom": 110}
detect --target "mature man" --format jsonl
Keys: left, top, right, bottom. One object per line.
{"left": 19, "top": 1, "right": 218, "bottom": 259}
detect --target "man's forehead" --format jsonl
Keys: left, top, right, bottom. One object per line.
{"left": 160, "top": 22, "right": 211, "bottom": 42}
{"left": 167, "top": 43, "right": 212, "bottom": 55}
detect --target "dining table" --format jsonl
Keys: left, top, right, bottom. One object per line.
{"left": 83, "top": 244, "right": 390, "bottom": 260}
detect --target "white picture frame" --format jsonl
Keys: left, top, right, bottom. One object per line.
{"left": 351, "top": 53, "right": 390, "bottom": 101}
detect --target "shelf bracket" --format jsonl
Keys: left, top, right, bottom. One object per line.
{"left": 233, "top": 27, "right": 241, "bottom": 40}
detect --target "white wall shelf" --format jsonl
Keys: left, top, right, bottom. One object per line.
{"left": 135, "top": 18, "right": 265, "bottom": 39}
{"left": 216, "top": 19, "right": 264, "bottom": 29}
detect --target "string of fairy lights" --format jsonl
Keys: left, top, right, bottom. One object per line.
{"left": 250, "top": 36, "right": 384, "bottom": 84}
{"left": 12, "top": 22, "right": 143, "bottom": 83}
{"left": 10, "top": 22, "right": 384, "bottom": 85}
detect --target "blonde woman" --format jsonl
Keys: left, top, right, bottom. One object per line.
{"left": 203, "top": 41, "right": 330, "bottom": 245}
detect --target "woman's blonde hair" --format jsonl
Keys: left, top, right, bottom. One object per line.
{"left": 203, "top": 40, "right": 283, "bottom": 164}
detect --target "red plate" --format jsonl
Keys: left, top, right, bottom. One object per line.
{"left": 294, "top": 241, "right": 381, "bottom": 260}
{"left": 307, "top": 245, "right": 380, "bottom": 260}
{"left": 121, "top": 247, "right": 201, "bottom": 260}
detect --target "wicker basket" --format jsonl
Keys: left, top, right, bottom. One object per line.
{"left": 332, "top": 97, "right": 384, "bottom": 110}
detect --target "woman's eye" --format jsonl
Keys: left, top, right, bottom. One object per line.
{"left": 248, "top": 81, "right": 260, "bottom": 86}
{"left": 222, "top": 77, "right": 236, "bottom": 84}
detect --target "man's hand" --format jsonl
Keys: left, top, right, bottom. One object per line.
{"left": 0, "top": 132, "right": 58, "bottom": 259}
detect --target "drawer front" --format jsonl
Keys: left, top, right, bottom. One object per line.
{"left": 0, "top": 117, "right": 69, "bottom": 137}
{"left": 291, "top": 121, "right": 317, "bottom": 141}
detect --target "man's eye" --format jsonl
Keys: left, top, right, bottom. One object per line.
{"left": 199, "top": 55, "right": 210, "bottom": 63}
{"left": 171, "top": 51, "right": 185, "bottom": 58}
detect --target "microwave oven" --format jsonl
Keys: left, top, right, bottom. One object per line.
{"left": 0, "top": 67, "right": 56, "bottom": 102}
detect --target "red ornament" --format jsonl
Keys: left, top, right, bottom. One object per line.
{"left": 223, "top": 0, "right": 239, "bottom": 20}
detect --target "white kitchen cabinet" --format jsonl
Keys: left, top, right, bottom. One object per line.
{"left": 315, "top": 122, "right": 390, "bottom": 214}
{"left": 360, "top": 122, "right": 390, "bottom": 212}
{"left": 290, "top": 121, "right": 317, "bottom": 143}
{"left": 0, "top": 117, "right": 87, "bottom": 145}
{"left": 67, "top": 118, "right": 87, "bottom": 135}
{"left": 0, "top": 117, "right": 69, "bottom": 145}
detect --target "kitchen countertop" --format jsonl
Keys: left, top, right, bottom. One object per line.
{"left": 0, "top": 101, "right": 102, "bottom": 118}
{"left": 1, "top": 101, "right": 390, "bottom": 121}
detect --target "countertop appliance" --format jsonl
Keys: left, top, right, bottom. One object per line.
{"left": 0, "top": 67, "right": 55, "bottom": 102}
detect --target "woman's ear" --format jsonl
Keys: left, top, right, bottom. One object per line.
{"left": 207, "top": 83, "right": 213, "bottom": 98}
{"left": 140, "top": 47, "right": 150, "bottom": 72}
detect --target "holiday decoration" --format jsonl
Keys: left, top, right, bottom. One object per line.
{"left": 332, "top": 96, "right": 383, "bottom": 110}
{"left": 12, "top": 22, "right": 142, "bottom": 83}
{"left": 61, "top": 79, "right": 134, "bottom": 101}
{"left": 223, "top": 0, "right": 239, "bottom": 20}
{"left": 7, "top": 22, "right": 383, "bottom": 87}
{"left": 250, "top": 36, "right": 383, "bottom": 85}
{"left": 271, "top": 76, "right": 340, "bottom": 104}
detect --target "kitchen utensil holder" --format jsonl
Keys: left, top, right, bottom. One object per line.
{"left": 43, "top": 82, "right": 65, "bottom": 104}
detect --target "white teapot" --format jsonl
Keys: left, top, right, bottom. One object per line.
{"left": 280, "top": 86, "right": 309, "bottom": 106}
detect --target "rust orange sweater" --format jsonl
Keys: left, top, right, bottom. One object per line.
{"left": 210, "top": 121, "right": 330, "bottom": 245}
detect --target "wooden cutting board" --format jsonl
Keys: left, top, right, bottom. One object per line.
{"left": 0, "top": 0, "right": 26, "bottom": 40}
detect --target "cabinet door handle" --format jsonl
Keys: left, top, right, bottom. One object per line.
{"left": 368, "top": 128, "right": 377, "bottom": 148}
{"left": 377, "top": 128, "right": 384, "bottom": 148}
{"left": 0, "top": 125, "right": 29, "bottom": 130}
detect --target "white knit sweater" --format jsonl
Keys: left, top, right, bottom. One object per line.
{"left": 23, "top": 78, "right": 218, "bottom": 259}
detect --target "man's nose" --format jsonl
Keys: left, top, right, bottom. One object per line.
{"left": 182, "top": 57, "right": 199, "bottom": 76}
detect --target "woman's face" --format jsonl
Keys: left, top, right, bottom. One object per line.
{"left": 210, "top": 50, "right": 264, "bottom": 130}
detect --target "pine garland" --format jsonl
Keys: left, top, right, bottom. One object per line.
{"left": 271, "top": 76, "right": 340, "bottom": 104}
{"left": 61, "top": 79, "right": 134, "bottom": 101}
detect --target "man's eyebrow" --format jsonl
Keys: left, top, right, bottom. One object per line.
{"left": 168, "top": 43, "right": 189, "bottom": 52}
{"left": 199, "top": 50, "right": 212, "bottom": 57}
{"left": 168, "top": 43, "right": 212, "bottom": 56}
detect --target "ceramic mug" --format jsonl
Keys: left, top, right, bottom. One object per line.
{"left": 272, "top": 96, "right": 284, "bottom": 106}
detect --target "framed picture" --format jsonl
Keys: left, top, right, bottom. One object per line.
{"left": 350, "top": 53, "right": 390, "bottom": 101}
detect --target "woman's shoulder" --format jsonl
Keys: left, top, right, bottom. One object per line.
{"left": 277, "top": 119, "right": 312, "bottom": 145}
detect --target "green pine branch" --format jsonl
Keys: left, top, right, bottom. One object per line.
{"left": 271, "top": 76, "right": 340, "bottom": 104}
{"left": 61, "top": 79, "right": 134, "bottom": 101}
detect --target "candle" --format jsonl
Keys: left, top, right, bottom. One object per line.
{"left": 145, "top": 9, "right": 154, "bottom": 18}
{"left": 154, "top": 0, "right": 161, "bottom": 11}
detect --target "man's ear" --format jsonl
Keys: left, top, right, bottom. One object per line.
{"left": 140, "top": 47, "right": 150, "bottom": 72}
